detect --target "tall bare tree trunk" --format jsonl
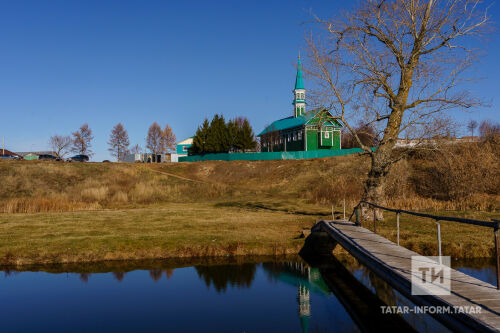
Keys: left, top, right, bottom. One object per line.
{"left": 361, "top": 103, "right": 405, "bottom": 220}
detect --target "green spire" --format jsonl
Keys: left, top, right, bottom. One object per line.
{"left": 295, "top": 56, "right": 304, "bottom": 90}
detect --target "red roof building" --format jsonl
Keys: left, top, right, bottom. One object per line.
{"left": 0, "top": 149, "right": 21, "bottom": 157}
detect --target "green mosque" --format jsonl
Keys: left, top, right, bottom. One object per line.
{"left": 258, "top": 57, "right": 343, "bottom": 152}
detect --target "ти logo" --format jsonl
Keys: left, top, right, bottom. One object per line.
{"left": 411, "top": 256, "right": 451, "bottom": 295}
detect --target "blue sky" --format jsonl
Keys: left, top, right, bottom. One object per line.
{"left": 1, "top": 0, "right": 498, "bottom": 161}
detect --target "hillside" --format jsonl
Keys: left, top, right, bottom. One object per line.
{"left": 1, "top": 140, "right": 499, "bottom": 264}
{"left": 1, "top": 138, "right": 499, "bottom": 214}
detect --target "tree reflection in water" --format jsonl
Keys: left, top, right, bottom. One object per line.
{"left": 112, "top": 271, "right": 125, "bottom": 282}
{"left": 149, "top": 269, "right": 163, "bottom": 282}
{"left": 79, "top": 273, "right": 91, "bottom": 283}
{"left": 195, "top": 263, "right": 257, "bottom": 293}
{"left": 148, "top": 269, "right": 175, "bottom": 282}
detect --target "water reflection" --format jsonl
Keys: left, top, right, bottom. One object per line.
{"left": 0, "top": 256, "right": 495, "bottom": 332}
{"left": 195, "top": 263, "right": 256, "bottom": 292}
{"left": 263, "top": 261, "right": 332, "bottom": 333}
{"left": 112, "top": 271, "right": 125, "bottom": 282}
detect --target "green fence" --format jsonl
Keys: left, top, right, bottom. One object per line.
{"left": 179, "top": 148, "right": 366, "bottom": 162}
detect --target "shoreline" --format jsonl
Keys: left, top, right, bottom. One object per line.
{"left": 1, "top": 249, "right": 496, "bottom": 273}
{"left": 1, "top": 241, "right": 497, "bottom": 267}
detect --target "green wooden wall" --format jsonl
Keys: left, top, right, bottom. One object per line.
{"left": 179, "top": 148, "right": 365, "bottom": 162}
{"left": 306, "top": 129, "right": 341, "bottom": 150}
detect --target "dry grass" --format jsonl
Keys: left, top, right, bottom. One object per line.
{"left": 0, "top": 161, "right": 229, "bottom": 213}
{"left": 0, "top": 203, "right": 317, "bottom": 265}
{"left": 0, "top": 141, "right": 498, "bottom": 264}
{"left": 1, "top": 140, "right": 498, "bottom": 213}
{"left": 355, "top": 210, "right": 500, "bottom": 259}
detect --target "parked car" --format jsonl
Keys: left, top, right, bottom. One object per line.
{"left": 67, "top": 154, "right": 89, "bottom": 162}
{"left": 38, "top": 154, "right": 60, "bottom": 161}
{"left": 0, "top": 154, "right": 20, "bottom": 160}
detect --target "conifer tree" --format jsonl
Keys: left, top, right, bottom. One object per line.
{"left": 227, "top": 119, "right": 239, "bottom": 152}
{"left": 239, "top": 118, "right": 257, "bottom": 152}
{"left": 189, "top": 115, "right": 256, "bottom": 154}
{"left": 189, "top": 119, "right": 210, "bottom": 154}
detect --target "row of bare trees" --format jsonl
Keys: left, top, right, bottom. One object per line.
{"left": 49, "top": 122, "right": 176, "bottom": 161}
{"left": 467, "top": 119, "right": 500, "bottom": 138}
{"left": 49, "top": 123, "right": 94, "bottom": 159}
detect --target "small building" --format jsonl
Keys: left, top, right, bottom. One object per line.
{"left": 176, "top": 137, "right": 193, "bottom": 155}
{"left": 23, "top": 153, "right": 39, "bottom": 160}
{"left": 0, "top": 149, "right": 21, "bottom": 158}
{"left": 122, "top": 153, "right": 171, "bottom": 163}
{"left": 258, "top": 57, "right": 343, "bottom": 152}
{"left": 122, "top": 153, "right": 144, "bottom": 163}
{"left": 171, "top": 137, "right": 193, "bottom": 162}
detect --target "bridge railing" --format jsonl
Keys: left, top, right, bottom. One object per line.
{"left": 350, "top": 201, "right": 500, "bottom": 290}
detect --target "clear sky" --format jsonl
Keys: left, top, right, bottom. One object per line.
{"left": 1, "top": 0, "right": 499, "bottom": 161}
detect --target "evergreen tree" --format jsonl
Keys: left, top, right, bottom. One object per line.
{"left": 206, "top": 114, "right": 230, "bottom": 153}
{"left": 189, "top": 114, "right": 256, "bottom": 155}
{"left": 238, "top": 118, "right": 257, "bottom": 152}
{"left": 227, "top": 119, "right": 239, "bottom": 152}
{"left": 189, "top": 118, "right": 210, "bottom": 154}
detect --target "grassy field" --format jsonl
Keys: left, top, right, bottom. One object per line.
{"left": 0, "top": 146, "right": 499, "bottom": 265}
{"left": 0, "top": 203, "right": 318, "bottom": 265}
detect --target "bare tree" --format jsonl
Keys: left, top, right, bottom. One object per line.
{"left": 467, "top": 120, "right": 478, "bottom": 137}
{"left": 305, "top": 0, "right": 490, "bottom": 217}
{"left": 131, "top": 144, "right": 142, "bottom": 154}
{"left": 49, "top": 135, "right": 71, "bottom": 158}
{"left": 479, "top": 120, "right": 500, "bottom": 139}
{"left": 146, "top": 122, "right": 163, "bottom": 161}
{"left": 71, "top": 123, "right": 94, "bottom": 156}
{"left": 161, "top": 124, "right": 177, "bottom": 153}
{"left": 108, "top": 123, "right": 130, "bottom": 162}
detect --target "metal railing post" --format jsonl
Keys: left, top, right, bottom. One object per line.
{"left": 373, "top": 207, "right": 377, "bottom": 234}
{"left": 494, "top": 222, "right": 499, "bottom": 290}
{"left": 396, "top": 211, "right": 400, "bottom": 246}
{"left": 436, "top": 220, "right": 442, "bottom": 264}
{"left": 343, "top": 198, "right": 346, "bottom": 220}
{"left": 355, "top": 207, "right": 360, "bottom": 226}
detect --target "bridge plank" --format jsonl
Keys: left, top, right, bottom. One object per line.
{"left": 315, "top": 220, "right": 500, "bottom": 333}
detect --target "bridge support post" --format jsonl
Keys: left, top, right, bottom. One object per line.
{"left": 373, "top": 208, "right": 377, "bottom": 234}
{"left": 436, "top": 220, "right": 442, "bottom": 264}
{"left": 300, "top": 230, "right": 337, "bottom": 258}
{"left": 494, "top": 223, "right": 499, "bottom": 290}
{"left": 355, "top": 208, "right": 360, "bottom": 226}
{"left": 396, "top": 212, "right": 400, "bottom": 246}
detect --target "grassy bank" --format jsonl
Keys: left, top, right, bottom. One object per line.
{"left": 0, "top": 201, "right": 498, "bottom": 265}
{"left": 0, "top": 203, "right": 317, "bottom": 265}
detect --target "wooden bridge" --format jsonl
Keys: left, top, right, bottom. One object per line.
{"left": 302, "top": 203, "right": 500, "bottom": 332}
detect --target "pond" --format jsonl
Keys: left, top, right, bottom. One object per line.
{"left": 0, "top": 256, "right": 496, "bottom": 332}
